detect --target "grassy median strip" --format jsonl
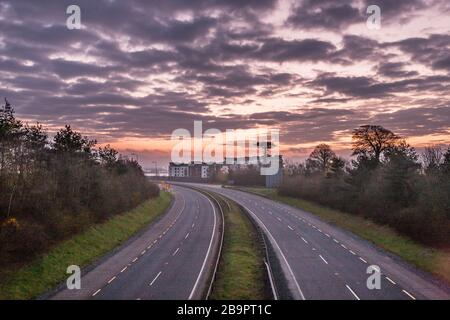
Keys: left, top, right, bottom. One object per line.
{"left": 236, "top": 187, "right": 450, "bottom": 284}
{"left": 210, "top": 196, "right": 270, "bottom": 300}
{"left": 0, "top": 191, "right": 172, "bottom": 300}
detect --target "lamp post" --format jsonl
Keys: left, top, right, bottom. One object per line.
{"left": 152, "top": 161, "right": 158, "bottom": 177}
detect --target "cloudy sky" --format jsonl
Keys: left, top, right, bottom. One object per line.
{"left": 1, "top": 0, "right": 449, "bottom": 167}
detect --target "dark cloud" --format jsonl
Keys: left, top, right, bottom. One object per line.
{"left": 312, "top": 73, "right": 450, "bottom": 98}
{"left": 288, "top": 1, "right": 362, "bottom": 30}
{"left": 386, "top": 34, "right": 450, "bottom": 72}
{"left": 377, "top": 62, "right": 419, "bottom": 78}
{"left": 252, "top": 38, "right": 336, "bottom": 62}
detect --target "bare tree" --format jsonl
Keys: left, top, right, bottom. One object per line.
{"left": 422, "top": 146, "right": 443, "bottom": 172}
{"left": 307, "top": 144, "right": 336, "bottom": 172}
{"left": 352, "top": 125, "right": 400, "bottom": 163}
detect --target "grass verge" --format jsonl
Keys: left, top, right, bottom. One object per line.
{"left": 0, "top": 191, "right": 172, "bottom": 300}
{"left": 210, "top": 195, "right": 270, "bottom": 300}
{"left": 233, "top": 186, "right": 450, "bottom": 284}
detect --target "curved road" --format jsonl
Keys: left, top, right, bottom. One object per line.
{"left": 51, "top": 185, "right": 220, "bottom": 300}
{"left": 188, "top": 183, "right": 450, "bottom": 300}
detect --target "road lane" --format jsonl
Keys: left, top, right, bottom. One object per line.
{"left": 189, "top": 184, "right": 450, "bottom": 300}
{"left": 51, "top": 185, "right": 220, "bottom": 300}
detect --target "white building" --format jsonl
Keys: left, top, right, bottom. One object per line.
{"left": 169, "top": 163, "right": 189, "bottom": 177}
{"left": 201, "top": 165, "right": 209, "bottom": 179}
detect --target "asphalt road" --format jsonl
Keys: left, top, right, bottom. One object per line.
{"left": 51, "top": 185, "right": 220, "bottom": 300}
{"left": 187, "top": 183, "right": 450, "bottom": 300}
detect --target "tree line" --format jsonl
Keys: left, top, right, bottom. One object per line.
{"left": 280, "top": 125, "right": 450, "bottom": 246}
{"left": 0, "top": 99, "right": 159, "bottom": 266}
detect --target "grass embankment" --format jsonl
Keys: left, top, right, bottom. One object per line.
{"left": 210, "top": 194, "right": 270, "bottom": 300}
{"left": 0, "top": 191, "right": 172, "bottom": 300}
{"left": 234, "top": 186, "right": 450, "bottom": 284}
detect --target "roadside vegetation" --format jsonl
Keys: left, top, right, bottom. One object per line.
{"left": 279, "top": 125, "right": 450, "bottom": 247}
{"left": 0, "top": 192, "right": 171, "bottom": 299}
{"left": 210, "top": 194, "right": 270, "bottom": 300}
{"left": 225, "top": 125, "right": 450, "bottom": 247}
{"left": 0, "top": 99, "right": 163, "bottom": 294}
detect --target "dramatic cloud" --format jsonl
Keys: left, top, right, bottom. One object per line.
{"left": 0, "top": 0, "right": 449, "bottom": 166}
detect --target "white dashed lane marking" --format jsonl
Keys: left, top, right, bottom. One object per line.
{"left": 107, "top": 276, "right": 116, "bottom": 284}
{"left": 319, "top": 255, "right": 328, "bottom": 264}
{"left": 172, "top": 248, "right": 180, "bottom": 256}
{"left": 346, "top": 285, "right": 360, "bottom": 300}
{"left": 402, "top": 290, "right": 416, "bottom": 300}
{"left": 149, "top": 271, "right": 162, "bottom": 286}
{"left": 92, "top": 289, "right": 101, "bottom": 297}
{"left": 385, "top": 276, "right": 396, "bottom": 285}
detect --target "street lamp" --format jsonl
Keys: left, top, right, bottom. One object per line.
{"left": 152, "top": 161, "right": 158, "bottom": 177}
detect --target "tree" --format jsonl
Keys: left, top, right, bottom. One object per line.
{"left": 53, "top": 125, "right": 96, "bottom": 154}
{"left": 382, "top": 141, "right": 420, "bottom": 207}
{"left": 328, "top": 156, "right": 346, "bottom": 177}
{"left": 441, "top": 147, "right": 450, "bottom": 174}
{"left": 352, "top": 125, "right": 400, "bottom": 164}
{"left": 306, "top": 144, "right": 336, "bottom": 172}
{"left": 422, "top": 146, "right": 443, "bottom": 173}
{"left": 97, "top": 145, "right": 118, "bottom": 166}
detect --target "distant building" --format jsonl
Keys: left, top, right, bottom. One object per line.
{"left": 168, "top": 163, "right": 189, "bottom": 177}
{"left": 168, "top": 156, "right": 283, "bottom": 187}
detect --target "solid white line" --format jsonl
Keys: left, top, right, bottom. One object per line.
{"left": 120, "top": 266, "right": 127, "bottom": 273}
{"left": 242, "top": 205, "right": 306, "bottom": 300}
{"left": 92, "top": 289, "right": 101, "bottom": 296}
{"left": 288, "top": 225, "right": 294, "bottom": 230}
{"left": 108, "top": 276, "right": 116, "bottom": 284}
{"left": 319, "top": 255, "right": 328, "bottom": 264}
{"left": 402, "top": 289, "right": 416, "bottom": 300}
{"left": 385, "top": 276, "right": 396, "bottom": 285}
{"left": 359, "top": 257, "right": 368, "bottom": 263}
{"left": 172, "top": 247, "right": 180, "bottom": 256}
{"left": 149, "top": 271, "right": 162, "bottom": 286}
{"left": 346, "top": 285, "right": 360, "bottom": 300}
{"left": 188, "top": 192, "right": 217, "bottom": 300}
